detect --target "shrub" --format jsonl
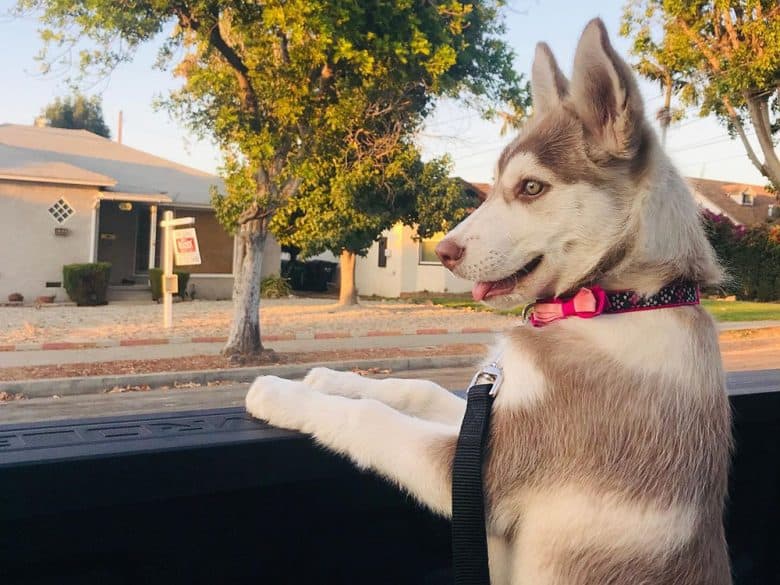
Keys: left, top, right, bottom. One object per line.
{"left": 149, "top": 268, "right": 191, "bottom": 301}
{"left": 261, "top": 274, "right": 292, "bottom": 299}
{"left": 62, "top": 262, "right": 111, "bottom": 306}
{"left": 702, "top": 211, "right": 780, "bottom": 301}
{"left": 7, "top": 292, "right": 23, "bottom": 302}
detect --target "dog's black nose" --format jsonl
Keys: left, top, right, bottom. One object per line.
{"left": 435, "top": 239, "right": 464, "bottom": 269}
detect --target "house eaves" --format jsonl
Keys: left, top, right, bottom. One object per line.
{"left": 0, "top": 161, "right": 117, "bottom": 188}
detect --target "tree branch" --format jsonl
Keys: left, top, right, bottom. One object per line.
{"left": 175, "top": 6, "right": 260, "bottom": 130}
{"left": 720, "top": 6, "right": 741, "bottom": 54}
{"left": 675, "top": 17, "right": 724, "bottom": 73}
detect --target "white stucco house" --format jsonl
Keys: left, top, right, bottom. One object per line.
{"left": 0, "top": 124, "right": 280, "bottom": 303}
{"left": 354, "top": 181, "right": 489, "bottom": 297}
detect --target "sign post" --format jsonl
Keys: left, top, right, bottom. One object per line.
{"left": 159, "top": 212, "right": 199, "bottom": 329}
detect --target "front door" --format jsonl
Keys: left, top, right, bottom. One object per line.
{"left": 97, "top": 201, "right": 151, "bottom": 285}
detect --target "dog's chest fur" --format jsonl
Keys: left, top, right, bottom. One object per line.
{"left": 481, "top": 307, "right": 731, "bottom": 584}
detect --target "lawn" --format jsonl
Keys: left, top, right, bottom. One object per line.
{"left": 411, "top": 295, "right": 780, "bottom": 322}
{"left": 700, "top": 300, "right": 780, "bottom": 322}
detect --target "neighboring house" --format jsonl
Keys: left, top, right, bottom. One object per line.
{"left": 689, "top": 177, "right": 778, "bottom": 226}
{"left": 355, "top": 176, "right": 780, "bottom": 298}
{"left": 0, "top": 124, "right": 280, "bottom": 302}
{"left": 354, "top": 181, "right": 488, "bottom": 297}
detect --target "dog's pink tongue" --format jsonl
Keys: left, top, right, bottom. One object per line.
{"left": 472, "top": 281, "right": 494, "bottom": 301}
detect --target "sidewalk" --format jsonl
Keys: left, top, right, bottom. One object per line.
{"left": 1, "top": 321, "right": 777, "bottom": 369}
{"left": 0, "top": 298, "right": 512, "bottom": 348}
{"left": 718, "top": 320, "right": 780, "bottom": 331}
{"left": 0, "top": 331, "right": 495, "bottom": 368}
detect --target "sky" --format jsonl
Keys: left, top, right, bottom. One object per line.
{"left": 0, "top": 0, "right": 769, "bottom": 188}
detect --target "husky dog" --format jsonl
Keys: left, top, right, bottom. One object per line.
{"left": 246, "top": 18, "right": 732, "bottom": 585}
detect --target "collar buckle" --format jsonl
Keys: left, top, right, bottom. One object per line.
{"left": 468, "top": 362, "right": 503, "bottom": 397}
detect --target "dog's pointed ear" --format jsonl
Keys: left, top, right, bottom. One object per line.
{"left": 570, "top": 18, "right": 645, "bottom": 160}
{"left": 531, "top": 43, "right": 568, "bottom": 116}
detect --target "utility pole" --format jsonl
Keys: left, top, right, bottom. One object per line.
{"left": 117, "top": 110, "right": 123, "bottom": 145}
{"left": 657, "top": 77, "right": 673, "bottom": 148}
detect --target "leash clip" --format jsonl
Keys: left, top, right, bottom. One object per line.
{"left": 468, "top": 362, "right": 503, "bottom": 397}
{"left": 520, "top": 302, "right": 535, "bottom": 325}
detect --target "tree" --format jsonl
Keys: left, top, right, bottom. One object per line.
{"left": 22, "top": 0, "right": 526, "bottom": 357}
{"left": 622, "top": 1, "right": 780, "bottom": 189}
{"left": 39, "top": 93, "right": 111, "bottom": 138}
{"left": 271, "top": 146, "right": 475, "bottom": 305}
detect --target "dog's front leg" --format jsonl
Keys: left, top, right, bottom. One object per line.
{"left": 303, "top": 367, "right": 466, "bottom": 426}
{"left": 246, "top": 375, "right": 457, "bottom": 517}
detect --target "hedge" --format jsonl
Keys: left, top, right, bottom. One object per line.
{"left": 62, "top": 262, "right": 112, "bottom": 306}
{"left": 702, "top": 210, "right": 780, "bottom": 301}
{"left": 149, "top": 268, "right": 191, "bottom": 301}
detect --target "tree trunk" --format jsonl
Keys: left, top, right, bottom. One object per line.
{"left": 223, "top": 219, "right": 266, "bottom": 357}
{"left": 723, "top": 96, "right": 770, "bottom": 182}
{"left": 744, "top": 93, "right": 780, "bottom": 191}
{"left": 338, "top": 250, "right": 358, "bottom": 306}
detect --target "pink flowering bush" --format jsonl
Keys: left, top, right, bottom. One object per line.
{"left": 702, "top": 211, "right": 780, "bottom": 301}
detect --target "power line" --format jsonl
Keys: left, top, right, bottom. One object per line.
{"left": 423, "top": 111, "right": 482, "bottom": 128}
{"left": 453, "top": 146, "right": 503, "bottom": 161}
{"left": 669, "top": 129, "right": 756, "bottom": 153}
{"left": 673, "top": 116, "right": 709, "bottom": 130}
{"left": 675, "top": 152, "right": 751, "bottom": 166}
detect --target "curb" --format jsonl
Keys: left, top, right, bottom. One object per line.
{"left": 0, "top": 328, "right": 503, "bottom": 352}
{"left": 0, "top": 354, "right": 480, "bottom": 399}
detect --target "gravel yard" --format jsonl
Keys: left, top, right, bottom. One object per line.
{"left": 0, "top": 298, "right": 517, "bottom": 344}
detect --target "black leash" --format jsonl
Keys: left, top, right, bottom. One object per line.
{"left": 452, "top": 363, "right": 502, "bottom": 585}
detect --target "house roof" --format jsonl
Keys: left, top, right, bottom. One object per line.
{"left": 0, "top": 160, "right": 117, "bottom": 187}
{"left": 687, "top": 177, "right": 777, "bottom": 226}
{"left": 465, "top": 182, "right": 491, "bottom": 201}
{"left": 0, "top": 124, "right": 222, "bottom": 205}
{"left": 457, "top": 179, "right": 491, "bottom": 202}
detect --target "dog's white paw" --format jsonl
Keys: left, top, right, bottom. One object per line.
{"left": 302, "top": 367, "right": 362, "bottom": 398}
{"left": 245, "top": 375, "right": 307, "bottom": 431}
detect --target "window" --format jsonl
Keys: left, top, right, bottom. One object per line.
{"left": 156, "top": 208, "right": 234, "bottom": 274}
{"left": 741, "top": 191, "right": 754, "bottom": 206}
{"left": 419, "top": 238, "right": 441, "bottom": 264}
{"left": 47, "top": 197, "right": 74, "bottom": 224}
{"left": 377, "top": 237, "right": 388, "bottom": 267}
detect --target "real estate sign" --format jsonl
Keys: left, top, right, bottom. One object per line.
{"left": 173, "top": 228, "right": 202, "bottom": 266}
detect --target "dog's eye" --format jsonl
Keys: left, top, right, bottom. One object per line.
{"left": 520, "top": 180, "right": 545, "bottom": 197}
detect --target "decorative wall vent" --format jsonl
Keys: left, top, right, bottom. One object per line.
{"left": 48, "top": 198, "right": 74, "bottom": 224}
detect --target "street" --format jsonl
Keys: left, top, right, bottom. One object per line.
{"left": 1, "top": 366, "right": 777, "bottom": 425}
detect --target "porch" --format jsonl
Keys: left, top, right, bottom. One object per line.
{"left": 92, "top": 196, "right": 277, "bottom": 301}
